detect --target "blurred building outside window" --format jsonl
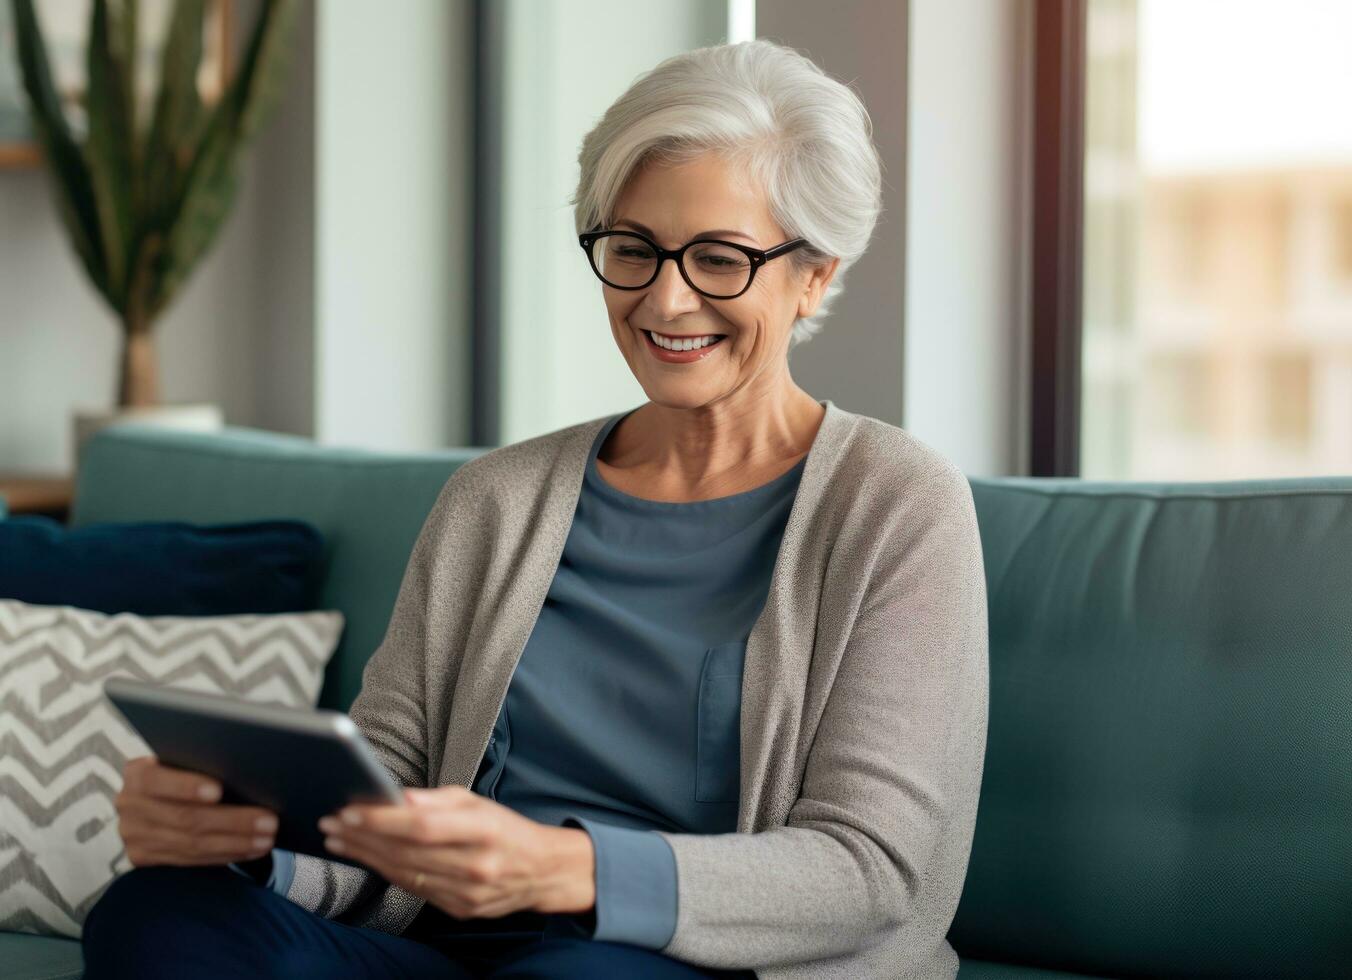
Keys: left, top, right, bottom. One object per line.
{"left": 1082, "top": 0, "right": 1352, "bottom": 479}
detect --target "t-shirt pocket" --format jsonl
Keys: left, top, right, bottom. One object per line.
{"left": 695, "top": 639, "right": 748, "bottom": 803}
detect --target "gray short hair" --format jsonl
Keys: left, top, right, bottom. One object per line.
{"left": 572, "top": 39, "right": 883, "bottom": 348}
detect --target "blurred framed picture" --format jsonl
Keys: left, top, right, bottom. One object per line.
{"left": 0, "top": 0, "right": 233, "bottom": 169}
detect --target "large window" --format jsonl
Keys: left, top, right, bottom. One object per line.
{"left": 1080, "top": 0, "right": 1352, "bottom": 479}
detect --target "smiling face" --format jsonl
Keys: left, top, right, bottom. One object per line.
{"left": 598, "top": 152, "right": 838, "bottom": 412}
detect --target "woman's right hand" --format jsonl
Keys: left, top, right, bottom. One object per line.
{"left": 115, "top": 755, "right": 279, "bottom": 867}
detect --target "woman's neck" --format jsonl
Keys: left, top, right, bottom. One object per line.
{"left": 595, "top": 386, "right": 824, "bottom": 502}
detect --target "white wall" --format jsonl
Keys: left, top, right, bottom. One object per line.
{"left": 756, "top": 0, "right": 910, "bottom": 429}
{"left": 249, "top": 0, "right": 317, "bottom": 441}
{"left": 903, "top": 0, "right": 1033, "bottom": 477}
{"left": 313, "top": 0, "right": 473, "bottom": 451}
{"left": 497, "top": 0, "right": 728, "bottom": 445}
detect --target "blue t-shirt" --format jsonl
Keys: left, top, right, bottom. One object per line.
{"left": 472, "top": 408, "right": 805, "bottom": 947}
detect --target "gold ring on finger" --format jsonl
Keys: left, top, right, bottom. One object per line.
{"left": 413, "top": 870, "right": 427, "bottom": 889}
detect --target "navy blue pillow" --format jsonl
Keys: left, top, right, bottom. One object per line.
{"left": 0, "top": 516, "right": 326, "bottom": 616}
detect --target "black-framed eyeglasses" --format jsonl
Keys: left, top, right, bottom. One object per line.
{"left": 578, "top": 228, "right": 810, "bottom": 300}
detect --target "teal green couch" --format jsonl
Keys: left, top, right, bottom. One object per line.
{"left": 3, "top": 424, "right": 1348, "bottom": 979}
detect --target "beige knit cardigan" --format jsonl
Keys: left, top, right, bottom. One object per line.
{"left": 285, "top": 398, "right": 990, "bottom": 979}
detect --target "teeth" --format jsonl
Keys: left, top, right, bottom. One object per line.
{"left": 648, "top": 331, "right": 722, "bottom": 351}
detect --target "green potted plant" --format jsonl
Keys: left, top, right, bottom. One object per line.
{"left": 10, "top": 0, "right": 297, "bottom": 468}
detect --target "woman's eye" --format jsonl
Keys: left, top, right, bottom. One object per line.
{"left": 697, "top": 255, "right": 747, "bottom": 270}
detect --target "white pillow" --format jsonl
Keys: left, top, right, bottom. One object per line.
{"left": 0, "top": 598, "right": 345, "bottom": 938}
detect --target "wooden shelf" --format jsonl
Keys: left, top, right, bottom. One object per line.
{"left": 0, "top": 473, "right": 73, "bottom": 521}
{"left": 0, "top": 143, "right": 43, "bottom": 169}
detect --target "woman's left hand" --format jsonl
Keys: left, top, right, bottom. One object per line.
{"left": 317, "top": 786, "right": 595, "bottom": 920}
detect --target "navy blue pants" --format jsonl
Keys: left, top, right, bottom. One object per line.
{"left": 82, "top": 866, "right": 757, "bottom": 979}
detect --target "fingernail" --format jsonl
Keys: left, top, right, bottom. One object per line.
{"left": 255, "top": 816, "right": 278, "bottom": 833}
{"left": 252, "top": 837, "right": 272, "bottom": 850}
{"left": 340, "top": 809, "right": 362, "bottom": 826}
{"left": 198, "top": 784, "right": 221, "bottom": 802}
{"left": 325, "top": 836, "right": 345, "bottom": 853}
{"left": 318, "top": 817, "right": 338, "bottom": 834}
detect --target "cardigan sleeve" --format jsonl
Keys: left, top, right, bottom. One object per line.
{"left": 283, "top": 469, "right": 470, "bottom": 923}
{"left": 652, "top": 463, "right": 989, "bottom": 970}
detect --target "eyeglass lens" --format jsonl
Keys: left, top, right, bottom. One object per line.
{"left": 590, "top": 233, "right": 752, "bottom": 297}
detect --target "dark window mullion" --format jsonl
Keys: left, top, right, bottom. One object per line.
{"left": 471, "top": 0, "right": 504, "bottom": 448}
{"left": 1031, "top": 0, "right": 1088, "bottom": 476}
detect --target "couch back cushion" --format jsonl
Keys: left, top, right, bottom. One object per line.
{"left": 70, "top": 424, "right": 484, "bottom": 710}
{"left": 951, "top": 475, "right": 1352, "bottom": 979}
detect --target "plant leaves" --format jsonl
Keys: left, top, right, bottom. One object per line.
{"left": 142, "top": 0, "right": 205, "bottom": 231}
{"left": 85, "top": 0, "right": 140, "bottom": 308}
{"left": 150, "top": 0, "right": 298, "bottom": 319}
{"left": 11, "top": 0, "right": 298, "bottom": 330}
{"left": 10, "top": 0, "right": 107, "bottom": 297}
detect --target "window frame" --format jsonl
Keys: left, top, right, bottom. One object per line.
{"left": 1030, "top": 0, "right": 1088, "bottom": 476}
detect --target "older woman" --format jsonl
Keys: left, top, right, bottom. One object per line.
{"left": 82, "top": 39, "right": 988, "bottom": 980}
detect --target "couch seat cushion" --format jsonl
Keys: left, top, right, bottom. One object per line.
{"left": 0, "top": 930, "right": 83, "bottom": 979}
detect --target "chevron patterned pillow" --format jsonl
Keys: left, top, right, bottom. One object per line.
{"left": 0, "top": 598, "right": 345, "bottom": 938}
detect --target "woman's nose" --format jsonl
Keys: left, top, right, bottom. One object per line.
{"left": 645, "top": 258, "right": 703, "bottom": 319}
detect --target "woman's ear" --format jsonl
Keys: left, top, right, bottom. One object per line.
{"left": 796, "top": 257, "right": 840, "bottom": 319}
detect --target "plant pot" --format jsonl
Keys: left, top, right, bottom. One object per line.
{"left": 72, "top": 403, "right": 225, "bottom": 476}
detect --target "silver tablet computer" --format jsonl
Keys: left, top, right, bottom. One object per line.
{"left": 104, "top": 677, "right": 404, "bottom": 863}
